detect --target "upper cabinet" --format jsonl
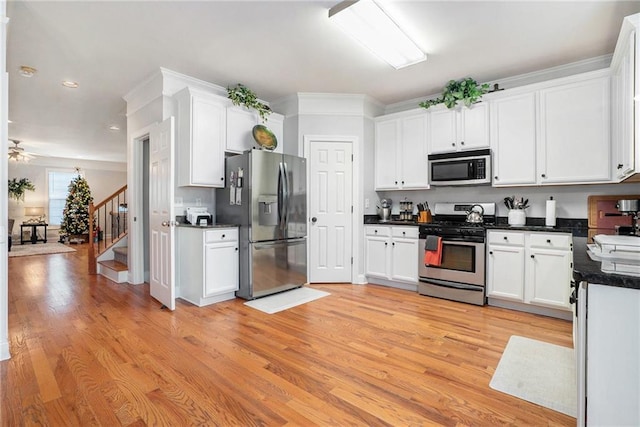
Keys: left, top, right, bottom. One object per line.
{"left": 537, "top": 73, "right": 611, "bottom": 184}
{"left": 490, "top": 91, "right": 538, "bottom": 186}
{"left": 175, "top": 87, "right": 226, "bottom": 188}
{"left": 374, "top": 110, "right": 429, "bottom": 190}
{"left": 226, "top": 106, "right": 284, "bottom": 154}
{"left": 428, "top": 103, "right": 489, "bottom": 154}
{"left": 610, "top": 15, "right": 638, "bottom": 182}
{"left": 488, "top": 70, "right": 612, "bottom": 187}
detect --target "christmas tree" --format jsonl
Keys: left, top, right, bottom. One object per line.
{"left": 60, "top": 174, "right": 94, "bottom": 239}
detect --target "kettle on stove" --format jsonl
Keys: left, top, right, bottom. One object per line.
{"left": 465, "top": 204, "right": 485, "bottom": 224}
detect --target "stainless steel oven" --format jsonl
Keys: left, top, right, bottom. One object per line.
{"left": 417, "top": 202, "right": 495, "bottom": 306}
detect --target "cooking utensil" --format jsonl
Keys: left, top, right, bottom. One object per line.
{"left": 465, "top": 204, "right": 485, "bottom": 223}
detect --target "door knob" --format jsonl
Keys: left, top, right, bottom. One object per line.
{"left": 311, "top": 217, "right": 317, "bottom": 223}
{"left": 161, "top": 221, "right": 170, "bottom": 227}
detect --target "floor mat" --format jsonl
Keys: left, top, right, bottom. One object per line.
{"left": 490, "top": 335, "right": 576, "bottom": 417}
{"left": 244, "top": 287, "right": 330, "bottom": 314}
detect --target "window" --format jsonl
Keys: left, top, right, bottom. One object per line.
{"left": 48, "top": 170, "right": 82, "bottom": 226}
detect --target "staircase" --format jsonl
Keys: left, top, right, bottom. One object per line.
{"left": 88, "top": 185, "right": 129, "bottom": 283}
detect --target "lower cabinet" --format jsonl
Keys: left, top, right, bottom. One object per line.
{"left": 365, "top": 225, "right": 419, "bottom": 288}
{"left": 487, "top": 230, "right": 572, "bottom": 316}
{"left": 177, "top": 226, "right": 239, "bottom": 306}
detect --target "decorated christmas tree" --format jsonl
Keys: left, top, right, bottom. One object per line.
{"left": 60, "top": 174, "right": 93, "bottom": 239}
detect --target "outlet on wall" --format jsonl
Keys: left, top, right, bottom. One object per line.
{"left": 196, "top": 198, "right": 201, "bottom": 206}
{"left": 365, "top": 198, "right": 370, "bottom": 209}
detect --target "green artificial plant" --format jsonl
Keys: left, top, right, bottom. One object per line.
{"left": 227, "top": 83, "right": 272, "bottom": 122}
{"left": 420, "top": 78, "right": 490, "bottom": 110}
{"left": 8, "top": 178, "right": 35, "bottom": 202}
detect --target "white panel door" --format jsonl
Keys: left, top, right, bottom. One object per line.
{"left": 308, "top": 141, "right": 353, "bottom": 283}
{"left": 149, "top": 117, "right": 176, "bottom": 310}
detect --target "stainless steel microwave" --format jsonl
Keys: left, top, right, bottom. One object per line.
{"left": 428, "top": 149, "right": 492, "bottom": 186}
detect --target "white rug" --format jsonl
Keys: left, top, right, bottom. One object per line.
{"left": 490, "top": 335, "right": 576, "bottom": 417}
{"left": 8, "top": 242, "right": 76, "bottom": 258}
{"left": 244, "top": 287, "right": 330, "bottom": 314}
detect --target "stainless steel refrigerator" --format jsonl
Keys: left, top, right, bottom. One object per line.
{"left": 216, "top": 149, "right": 307, "bottom": 300}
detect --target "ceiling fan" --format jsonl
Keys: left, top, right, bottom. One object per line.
{"left": 8, "top": 139, "right": 36, "bottom": 162}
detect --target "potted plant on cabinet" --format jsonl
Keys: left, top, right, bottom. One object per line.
{"left": 227, "top": 83, "right": 272, "bottom": 122}
{"left": 420, "top": 78, "right": 490, "bottom": 110}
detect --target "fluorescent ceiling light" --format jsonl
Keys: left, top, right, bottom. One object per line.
{"left": 329, "top": 0, "right": 426, "bottom": 69}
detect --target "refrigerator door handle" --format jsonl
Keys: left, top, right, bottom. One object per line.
{"left": 283, "top": 161, "right": 290, "bottom": 228}
{"left": 278, "top": 162, "right": 286, "bottom": 230}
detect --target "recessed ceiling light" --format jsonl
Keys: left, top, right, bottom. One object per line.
{"left": 62, "top": 80, "right": 79, "bottom": 88}
{"left": 109, "top": 125, "right": 120, "bottom": 131}
{"left": 19, "top": 66, "right": 37, "bottom": 77}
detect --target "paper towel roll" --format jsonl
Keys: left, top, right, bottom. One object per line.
{"left": 545, "top": 198, "right": 556, "bottom": 227}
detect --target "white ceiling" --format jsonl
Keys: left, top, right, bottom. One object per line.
{"left": 6, "top": 1, "right": 640, "bottom": 164}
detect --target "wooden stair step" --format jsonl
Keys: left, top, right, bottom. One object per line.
{"left": 98, "top": 260, "right": 128, "bottom": 272}
{"left": 112, "top": 246, "right": 128, "bottom": 256}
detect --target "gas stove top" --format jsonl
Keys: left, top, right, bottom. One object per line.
{"left": 419, "top": 202, "right": 496, "bottom": 241}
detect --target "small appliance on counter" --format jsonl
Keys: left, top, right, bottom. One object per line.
{"left": 615, "top": 198, "right": 640, "bottom": 236}
{"left": 377, "top": 199, "right": 392, "bottom": 222}
{"left": 185, "top": 207, "right": 212, "bottom": 226}
{"left": 587, "top": 234, "right": 640, "bottom": 276}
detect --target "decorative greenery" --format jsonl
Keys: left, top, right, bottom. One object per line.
{"left": 227, "top": 83, "right": 272, "bottom": 122}
{"left": 504, "top": 196, "right": 529, "bottom": 210}
{"left": 60, "top": 175, "right": 93, "bottom": 238}
{"left": 420, "top": 78, "right": 490, "bottom": 110}
{"left": 8, "top": 178, "right": 35, "bottom": 202}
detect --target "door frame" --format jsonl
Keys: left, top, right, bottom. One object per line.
{"left": 127, "top": 123, "right": 155, "bottom": 285}
{"left": 303, "top": 135, "right": 364, "bottom": 284}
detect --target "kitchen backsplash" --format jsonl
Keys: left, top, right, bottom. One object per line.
{"left": 372, "top": 181, "right": 640, "bottom": 219}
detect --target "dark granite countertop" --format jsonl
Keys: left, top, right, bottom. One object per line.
{"left": 573, "top": 235, "right": 640, "bottom": 290}
{"left": 176, "top": 223, "right": 239, "bottom": 229}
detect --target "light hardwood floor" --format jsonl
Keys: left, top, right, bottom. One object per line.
{"left": 2, "top": 244, "right": 574, "bottom": 426}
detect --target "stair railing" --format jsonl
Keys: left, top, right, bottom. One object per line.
{"left": 88, "top": 185, "right": 127, "bottom": 274}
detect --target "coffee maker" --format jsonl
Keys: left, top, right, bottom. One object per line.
{"left": 615, "top": 199, "right": 640, "bottom": 236}
{"left": 378, "top": 199, "right": 392, "bottom": 222}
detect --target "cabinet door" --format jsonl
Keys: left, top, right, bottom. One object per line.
{"left": 399, "top": 114, "right": 429, "bottom": 189}
{"left": 226, "top": 106, "right": 257, "bottom": 153}
{"left": 487, "top": 245, "right": 525, "bottom": 301}
{"left": 525, "top": 247, "right": 571, "bottom": 309}
{"left": 374, "top": 119, "right": 400, "bottom": 190}
{"left": 390, "top": 238, "right": 418, "bottom": 283}
{"left": 613, "top": 32, "right": 635, "bottom": 180}
{"left": 490, "top": 92, "right": 537, "bottom": 186}
{"left": 428, "top": 108, "right": 457, "bottom": 153}
{"left": 365, "top": 236, "right": 390, "bottom": 279}
{"left": 204, "top": 241, "right": 239, "bottom": 297}
{"left": 459, "top": 103, "right": 489, "bottom": 150}
{"left": 538, "top": 76, "right": 611, "bottom": 184}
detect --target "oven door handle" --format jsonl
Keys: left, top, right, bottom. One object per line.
{"left": 419, "top": 277, "right": 484, "bottom": 292}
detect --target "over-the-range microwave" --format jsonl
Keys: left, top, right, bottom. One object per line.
{"left": 428, "top": 148, "right": 492, "bottom": 186}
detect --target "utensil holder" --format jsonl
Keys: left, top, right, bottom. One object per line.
{"left": 508, "top": 209, "right": 526, "bottom": 226}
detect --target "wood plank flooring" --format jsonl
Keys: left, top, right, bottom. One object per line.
{"left": 2, "top": 244, "right": 575, "bottom": 426}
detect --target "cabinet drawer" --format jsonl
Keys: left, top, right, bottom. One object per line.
{"left": 528, "top": 233, "right": 571, "bottom": 249}
{"left": 392, "top": 227, "right": 418, "bottom": 239}
{"left": 488, "top": 230, "right": 524, "bottom": 246}
{"left": 205, "top": 228, "right": 238, "bottom": 243}
{"left": 365, "top": 226, "right": 391, "bottom": 237}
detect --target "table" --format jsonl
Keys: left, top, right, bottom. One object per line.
{"left": 21, "top": 223, "right": 48, "bottom": 244}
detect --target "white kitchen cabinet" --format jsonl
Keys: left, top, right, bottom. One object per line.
{"left": 582, "top": 283, "right": 640, "bottom": 427}
{"left": 486, "top": 230, "right": 572, "bottom": 316}
{"left": 365, "top": 226, "right": 419, "bottom": 285}
{"left": 226, "top": 106, "right": 284, "bottom": 154}
{"left": 374, "top": 110, "right": 428, "bottom": 190}
{"left": 428, "top": 103, "right": 489, "bottom": 154}
{"left": 487, "top": 231, "right": 526, "bottom": 301}
{"left": 175, "top": 87, "right": 226, "bottom": 187}
{"left": 537, "top": 73, "right": 611, "bottom": 184}
{"left": 177, "top": 227, "right": 239, "bottom": 306}
{"left": 611, "top": 22, "right": 636, "bottom": 181}
{"left": 489, "top": 91, "right": 538, "bottom": 186}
